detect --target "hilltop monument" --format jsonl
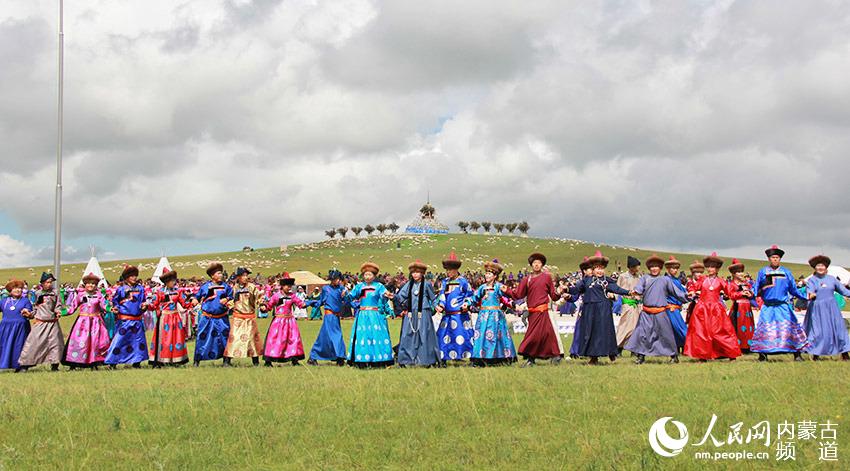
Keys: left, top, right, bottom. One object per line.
{"left": 405, "top": 197, "right": 449, "bottom": 235}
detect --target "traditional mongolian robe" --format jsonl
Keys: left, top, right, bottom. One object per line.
{"left": 224, "top": 282, "right": 264, "bottom": 359}
{"left": 465, "top": 282, "right": 517, "bottom": 364}
{"left": 616, "top": 272, "right": 641, "bottom": 347}
{"left": 309, "top": 284, "right": 348, "bottom": 362}
{"left": 0, "top": 296, "right": 32, "bottom": 370}
{"left": 345, "top": 282, "right": 394, "bottom": 367}
{"left": 625, "top": 275, "right": 685, "bottom": 357}
{"left": 62, "top": 291, "right": 111, "bottom": 367}
{"left": 569, "top": 294, "right": 584, "bottom": 357}
{"left": 395, "top": 278, "right": 440, "bottom": 366}
{"left": 147, "top": 287, "right": 192, "bottom": 365}
{"left": 683, "top": 276, "right": 742, "bottom": 360}
{"left": 18, "top": 288, "right": 64, "bottom": 368}
{"left": 263, "top": 290, "right": 306, "bottom": 362}
{"left": 803, "top": 274, "right": 850, "bottom": 356}
{"left": 728, "top": 281, "right": 756, "bottom": 352}
{"left": 570, "top": 276, "right": 630, "bottom": 358}
{"left": 685, "top": 276, "right": 702, "bottom": 324}
{"left": 194, "top": 282, "right": 233, "bottom": 362}
{"left": 105, "top": 283, "right": 149, "bottom": 365}
{"left": 666, "top": 275, "right": 688, "bottom": 349}
{"left": 749, "top": 266, "right": 809, "bottom": 353}
{"left": 436, "top": 276, "right": 474, "bottom": 361}
{"left": 507, "top": 273, "right": 562, "bottom": 359}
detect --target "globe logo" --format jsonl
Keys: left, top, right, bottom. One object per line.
{"left": 648, "top": 417, "right": 689, "bottom": 457}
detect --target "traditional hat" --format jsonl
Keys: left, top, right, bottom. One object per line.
{"left": 664, "top": 256, "right": 681, "bottom": 269}
{"left": 81, "top": 272, "right": 100, "bottom": 284}
{"left": 587, "top": 250, "right": 609, "bottom": 268}
{"left": 234, "top": 267, "right": 252, "bottom": 278}
{"left": 579, "top": 256, "right": 591, "bottom": 271}
{"left": 645, "top": 254, "right": 664, "bottom": 269}
{"left": 4, "top": 279, "right": 23, "bottom": 292}
{"left": 206, "top": 262, "right": 224, "bottom": 277}
{"left": 408, "top": 259, "right": 428, "bottom": 273}
{"left": 689, "top": 260, "right": 705, "bottom": 272}
{"left": 159, "top": 267, "right": 178, "bottom": 283}
{"left": 703, "top": 252, "right": 724, "bottom": 268}
{"left": 484, "top": 259, "right": 504, "bottom": 275}
{"left": 728, "top": 258, "right": 745, "bottom": 274}
{"left": 528, "top": 252, "right": 547, "bottom": 266}
{"left": 627, "top": 256, "right": 641, "bottom": 268}
{"left": 40, "top": 272, "right": 55, "bottom": 283}
{"left": 808, "top": 254, "right": 831, "bottom": 268}
{"left": 360, "top": 261, "right": 380, "bottom": 275}
{"left": 279, "top": 272, "right": 296, "bottom": 286}
{"left": 327, "top": 269, "right": 342, "bottom": 280}
{"left": 442, "top": 251, "right": 462, "bottom": 270}
{"left": 765, "top": 245, "right": 785, "bottom": 258}
{"left": 121, "top": 264, "right": 139, "bottom": 280}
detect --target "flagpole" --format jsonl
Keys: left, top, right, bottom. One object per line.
{"left": 53, "top": 0, "right": 64, "bottom": 298}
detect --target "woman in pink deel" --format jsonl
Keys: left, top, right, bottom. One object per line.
{"left": 262, "top": 273, "right": 306, "bottom": 366}
{"left": 62, "top": 273, "right": 112, "bottom": 369}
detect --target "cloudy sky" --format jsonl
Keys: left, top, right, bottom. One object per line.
{"left": 1, "top": 0, "right": 849, "bottom": 268}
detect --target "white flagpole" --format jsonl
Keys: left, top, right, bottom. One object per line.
{"left": 53, "top": 0, "right": 64, "bottom": 297}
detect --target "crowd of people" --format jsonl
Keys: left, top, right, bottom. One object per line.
{"left": 0, "top": 244, "right": 848, "bottom": 372}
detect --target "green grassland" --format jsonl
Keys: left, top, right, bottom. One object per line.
{"left": 0, "top": 234, "right": 817, "bottom": 284}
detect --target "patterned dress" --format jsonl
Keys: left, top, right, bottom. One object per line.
{"left": 105, "top": 283, "right": 149, "bottom": 365}
{"left": 436, "top": 276, "right": 474, "bottom": 361}
{"left": 263, "top": 290, "right": 306, "bottom": 362}
{"left": 193, "top": 282, "right": 233, "bottom": 362}
{"left": 147, "top": 287, "right": 192, "bottom": 365}
{"left": 465, "top": 282, "right": 517, "bottom": 364}
{"left": 749, "top": 266, "right": 809, "bottom": 353}
{"left": 62, "top": 290, "right": 111, "bottom": 367}
{"left": 727, "top": 281, "right": 756, "bottom": 352}
{"left": 18, "top": 288, "right": 64, "bottom": 367}
{"left": 345, "top": 282, "right": 394, "bottom": 367}
{"left": 224, "top": 283, "right": 264, "bottom": 359}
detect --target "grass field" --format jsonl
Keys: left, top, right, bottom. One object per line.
{"left": 1, "top": 315, "right": 847, "bottom": 469}
{"left": 0, "top": 233, "right": 818, "bottom": 284}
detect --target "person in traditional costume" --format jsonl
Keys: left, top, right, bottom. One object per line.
{"left": 504, "top": 253, "right": 564, "bottom": 367}
{"left": 625, "top": 255, "right": 686, "bottom": 364}
{"left": 144, "top": 267, "right": 191, "bottom": 366}
{"left": 17, "top": 273, "right": 64, "bottom": 371}
{"left": 685, "top": 260, "right": 705, "bottom": 324}
{"left": 750, "top": 245, "right": 809, "bottom": 361}
{"left": 434, "top": 252, "right": 474, "bottom": 366}
{"left": 307, "top": 269, "right": 348, "bottom": 366}
{"left": 0, "top": 280, "right": 32, "bottom": 371}
{"left": 615, "top": 256, "right": 642, "bottom": 353}
{"left": 567, "top": 252, "right": 632, "bottom": 365}
{"left": 727, "top": 259, "right": 756, "bottom": 353}
{"left": 464, "top": 259, "right": 517, "bottom": 366}
{"left": 568, "top": 257, "right": 593, "bottom": 359}
{"left": 664, "top": 257, "right": 688, "bottom": 351}
{"left": 683, "top": 253, "right": 741, "bottom": 361}
{"left": 394, "top": 260, "right": 440, "bottom": 367}
{"left": 262, "top": 273, "right": 306, "bottom": 366}
{"left": 192, "top": 263, "right": 233, "bottom": 367}
{"left": 345, "top": 262, "right": 394, "bottom": 368}
{"left": 62, "top": 273, "right": 111, "bottom": 369}
{"left": 223, "top": 267, "right": 264, "bottom": 366}
{"left": 105, "top": 265, "right": 148, "bottom": 368}
{"left": 802, "top": 255, "right": 850, "bottom": 361}
{"left": 306, "top": 288, "right": 323, "bottom": 320}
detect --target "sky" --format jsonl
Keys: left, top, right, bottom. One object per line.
{"left": 1, "top": 0, "right": 850, "bottom": 268}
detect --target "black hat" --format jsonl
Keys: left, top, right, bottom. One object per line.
{"left": 40, "top": 272, "right": 56, "bottom": 283}
{"left": 765, "top": 245, "right": 785, "bottom": 258}
{"left": 442, "top": 252, "right": 462, "bottom": 270}
{"left": 627, "top": 256, "right": 641, "bottom": 268}
{"left": 234, "top": 267, "right": 252, "bottom": 277}
{"left": 327, "top": 269, "right": 342, "bottom": 280}
{"left": 808, "top": 254, "right": 831, "bottom": 268}
{"left": 121, "top": 265, "right": 139, "bottom": 280}
{"left": 528, "top": 252, "right": 547, "bottom": 266}
{"left": 206, "top": 262, "right": 224, "bottom": 277}
{"left": 279, "top": 272, "right": 296, "bottom": 286}
{"left": 159, "top": 267, "right": 178, "bottom": 283}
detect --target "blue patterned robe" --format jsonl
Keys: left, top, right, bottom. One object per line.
{"left": 465, "top": 282, "right": 516, "bottom": 362}
{"left": 436, "top": 276, "right": 474, "bottom": 361}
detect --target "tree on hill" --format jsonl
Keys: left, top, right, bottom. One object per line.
{"left": 336, "top": 227, "right": 349, "bottom": 238}
{"left": 518, "top": 221, "right": 530, "bottom": 235}
{"left": 457, "top": 221, "right": 469, "bottom": 233}
{"left": 389, "top": 222, "right": 400, "bottom": 233}
{"left": 506, "top": 223, "right": 518, "bottom": 234}
{"left": 325, "top": 229, "right": 336, "bottom": 239}
{"left": 364, "top": 224, "right": 375, "bottom": 236}
{"left": 493, "top": 223, "right": 505, "bottom": 234}
{"left": 351, "top": 226, "right": 363, "bottom": 237}
{"left": 469, "top": 221, "right": 481, "bottom": 233}
{"left": 376, "top": 223, "right": 387, "bottom": 234}
{"left": 481, "top": 221, "right": 492, "bottom": 233}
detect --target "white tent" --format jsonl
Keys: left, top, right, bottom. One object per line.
{"left": 151, "top": 256, "right": 173, "bottom": 285}
{"left": 828, "top": 265, "right": 850, "bottom": 285}
{"left": 80, "top": 255, "right": 109, "bottom": 288}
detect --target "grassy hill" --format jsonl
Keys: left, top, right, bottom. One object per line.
{"left": 0, "top": 233, "right": 815, "bottom": 283}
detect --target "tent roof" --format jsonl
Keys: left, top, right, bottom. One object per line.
{"left": 151, "top": 256, "right": 173, "bottom": 284}
{"left": 289, "top": 270, "right": 329, "bottom": 286}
